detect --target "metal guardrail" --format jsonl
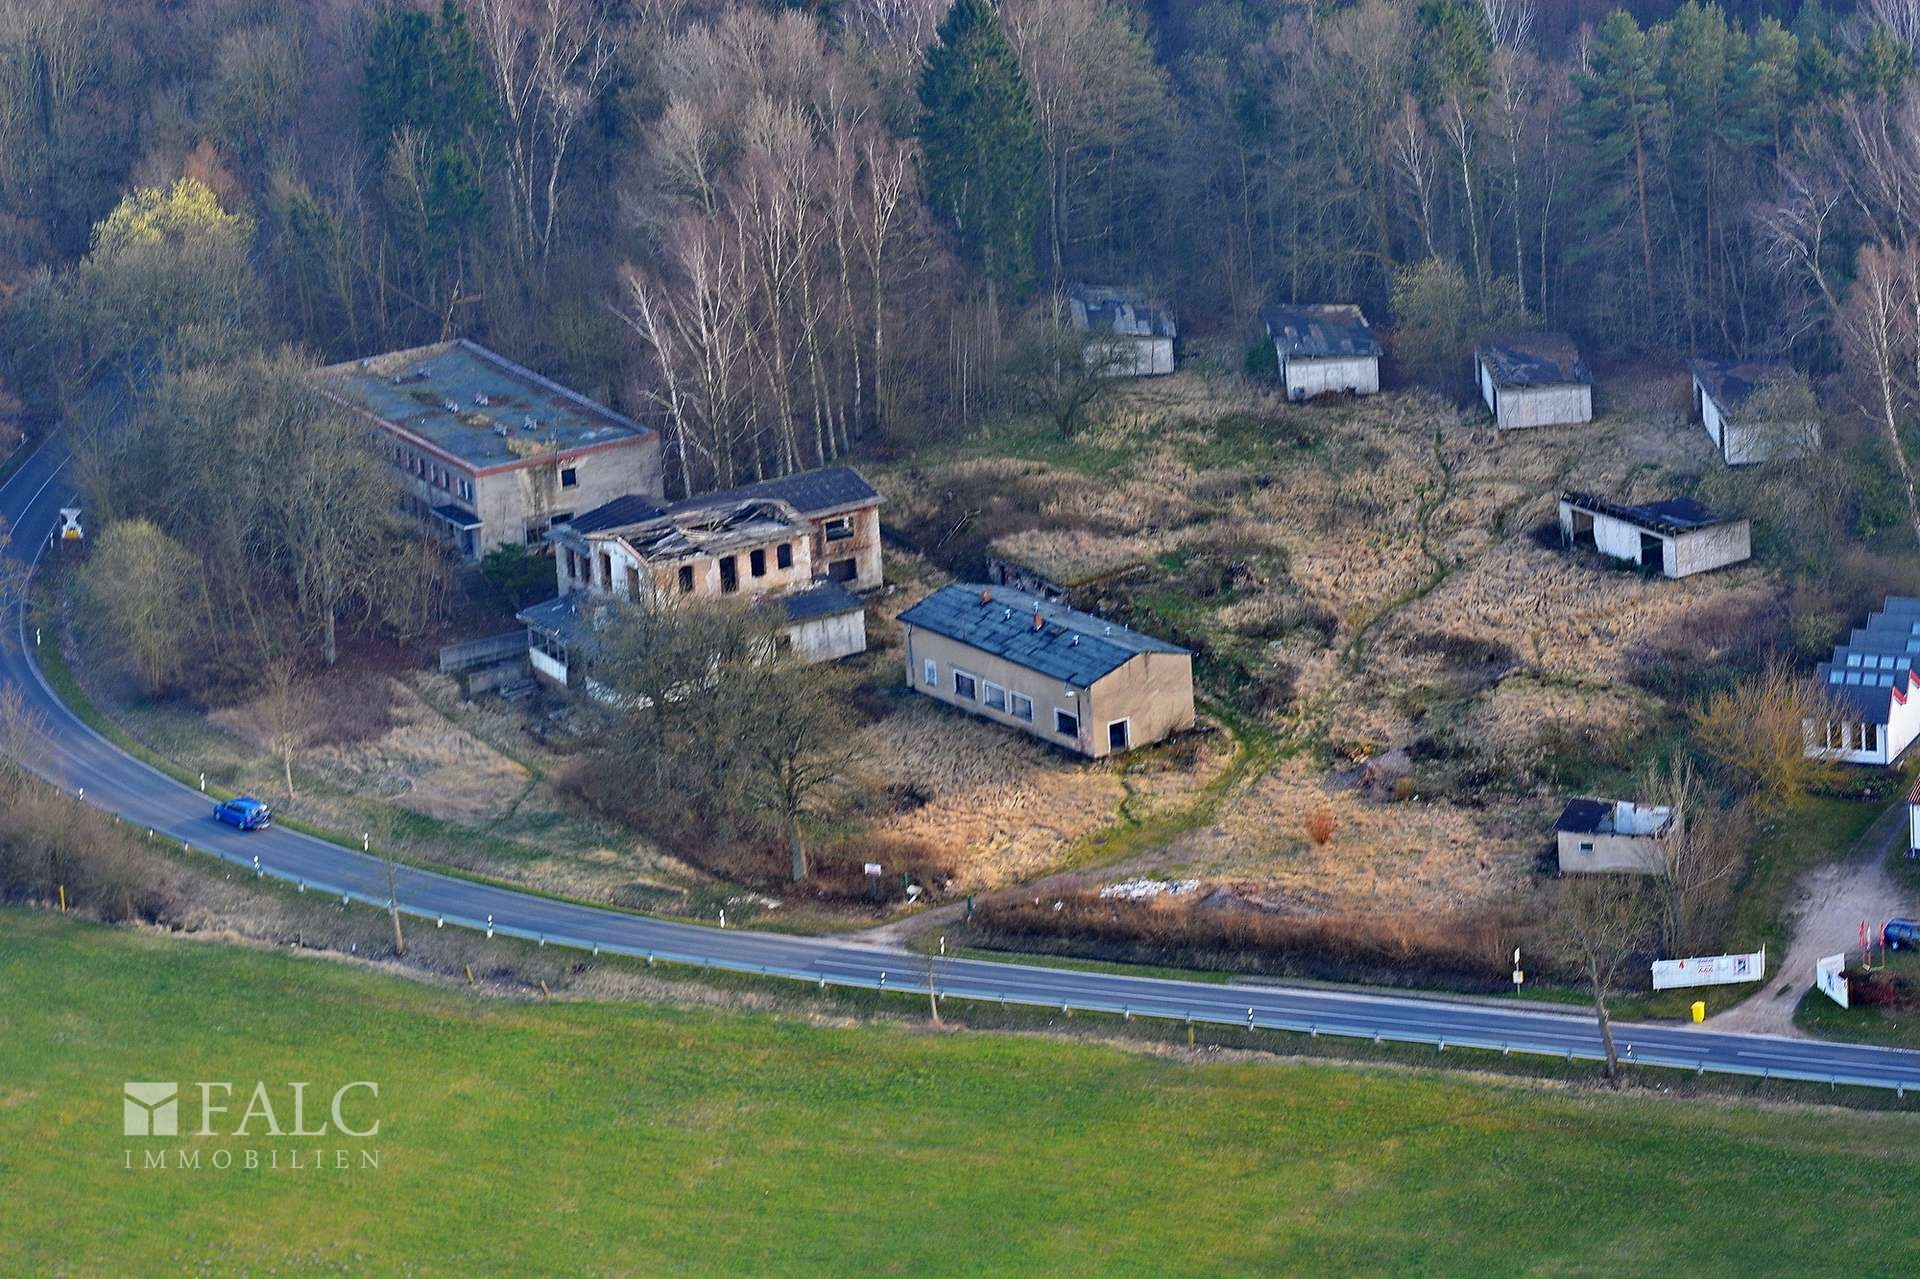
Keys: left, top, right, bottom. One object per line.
{"left": 157, "top": 828, "right": 1917, "bottom": 1098}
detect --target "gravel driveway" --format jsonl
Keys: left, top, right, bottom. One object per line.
{"left": 1707, "top": 798, "right": 1915, "bottom": 1037}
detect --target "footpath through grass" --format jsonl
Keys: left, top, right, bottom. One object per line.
{"left": 4, "top": 910, "right": 1918, "bottom": 1278}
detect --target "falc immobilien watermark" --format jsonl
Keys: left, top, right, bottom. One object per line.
{"left": 121, "top": 1080, "right": 382, "bottom": 1172}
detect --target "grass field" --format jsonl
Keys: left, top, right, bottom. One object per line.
{"left": 3, "top": 911, "right": 1918, "bottom": 1277}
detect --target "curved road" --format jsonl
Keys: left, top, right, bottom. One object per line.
{"left": 6, "top": 439, "right": 1919, "bottom": 1092}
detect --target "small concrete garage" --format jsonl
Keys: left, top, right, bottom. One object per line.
{"left": 1557, "top": 491, "right": 1751, "bottom": 579}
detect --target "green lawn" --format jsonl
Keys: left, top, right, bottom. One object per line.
{"left": 3, "top": 911, "right": 1919, "bottom": 1277}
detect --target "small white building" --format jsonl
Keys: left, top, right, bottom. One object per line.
{"left": 1555, "top": 797, "right": 1675, "bottom": 875}
{"left": 1475, "top": 334, "right": 1592, "bottom": 429}
{"left": 1262, "top": 304, "right": 1380, "bottom": 401}
{"left": 1556, "top": 492, "right": 1751, "bottom": 578}
{"left": 1068, "top": 285, "right": 1175, "bottom": 377}
{"left": 1690, "top": 359, "right": 1820, "bottom": 467}
{"left": 1809, "top": 597, "right": 1920, "bottom": 766}
{"left": 1907, "top": 775, "right": 1920, "bottom": 853}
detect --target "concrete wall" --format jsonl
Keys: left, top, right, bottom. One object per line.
{"left": 1281, "top": 354, "right": 1379, "bottom": 401}
{"left": 1081, "top": 650, "right": 1197, "bottom": 757}
{"left": 901, "top": 626, "right": 1193, "bottom": 759}
{"left": 1088, "top": 337, "right": 1173, "bottom": 378}
{"left": 1590, "top": 511, "right": 1649, "bottom": 566}
{"left": 812, "top": 505, "right": 884, "bottom": 591}
{"left": 1696, "top": 377, "right": 1821, "bottom": 466}
{"left": 1669, "top": 521, "right": 1752, "bottom": 577}
{"left": 1557, "top": 829, "right": 1667, "bottom": 874}
{"left": 473, "top": 439, "right": 661, "bottom": 559}
{"left": 1490, "top": 380, "right": 1592, "bottom": 429}
{"left": 788, "top": 610, "right": 866, "bottom": 663}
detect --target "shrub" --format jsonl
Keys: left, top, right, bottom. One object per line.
{"left": 1305, "top": 807, "right": 1337, "bottom": 845}
{"left": 969, "top": 890, "right": 1529, "bottom": 991}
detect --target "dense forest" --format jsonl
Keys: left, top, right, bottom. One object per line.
{"left": 5, "top": 0, "right": 1920, "bottom": 495}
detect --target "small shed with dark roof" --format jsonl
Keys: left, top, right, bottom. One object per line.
{"left": 1067, "top": 285, "right": 1176, "bottom": 377}
{"left": 896, "top": 584, "right": 1194, "bottom": 758}
{"left": 1555, "top": 797, "right": 1676, "bottom": 875}
{"left": 1689, "top": 358, "right": 1821, "bottom": 466}
{"left": 1262, "top": 304, "right": 1381, "bottom": 401}
{"left": 1557, "top": 491, "right": 1751, "bottom": 578}
{"left": 1475, "top": 334, "right": 1593, "bottom": 430}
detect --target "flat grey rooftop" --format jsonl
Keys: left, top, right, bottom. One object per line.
{"left": 1561, "top": 491, "right": 1741, "bottom": 536}
{"left": 1478, "top": 333, "right": 1590, "bottom": 387}
{"left": 1262, "top": 304, "right": 1379, "bottom": 359}
{"left": 320, "top": 339, "right": 652, "bottom": 470}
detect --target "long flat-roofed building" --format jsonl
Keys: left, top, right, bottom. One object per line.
{"left": 319, "top": 339, "right": 662, "bottom": 561}
{"left": 897, "top": 584, "right": 1193, "bottom": 758}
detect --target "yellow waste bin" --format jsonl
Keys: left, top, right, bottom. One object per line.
{"left": 1690, "top": 1000, "right": 1706, "bottom": 1024}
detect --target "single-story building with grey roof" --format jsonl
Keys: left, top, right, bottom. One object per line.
{"left": 319, "top": 338, "right": 661, "bottom": 562}
{"left": 1557, "top": 492, "right": 1751, "bottom": 578}
{"left": 1068, "top": 284, "right": 1176, "bottom": 377}
{"left": 1475, "top": 334, "right": 1592, "bottom": 430}
{"left": 1689, "top": 358, "right": 1821, "bottom": 466}
{"left": 1262, "top": 304, "right": 1380, "bottom": 401}
{"left": 1555, "top": 797, "right": 1676, "bottom": 874}
{"left": 896, "top": 584, "right": 1194, "bottom": 758}
{"left": 518, "top": 578, "right": 865, "bottom": 689}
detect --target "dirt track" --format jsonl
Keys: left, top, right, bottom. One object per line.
{"left": 1707, "top": 799, "right": 1914, "bottom": 1037}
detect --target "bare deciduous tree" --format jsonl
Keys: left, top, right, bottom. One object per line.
{"left": 1558, "top": 875, "right": 1654, "bottom": 1081}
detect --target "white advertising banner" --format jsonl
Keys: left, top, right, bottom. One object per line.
{"left": 1816, "top": 953, "right": 1850, "bottom": 1009}
{"left": 1650, "top": 948, "right": 1766, "bottom": 990}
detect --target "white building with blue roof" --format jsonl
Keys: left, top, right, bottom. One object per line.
{"left": 1811, "top": 597, "right": 1920, "bottom": 765}
{"left": 896, "top": 584, "right": 1194, "bottom": 759}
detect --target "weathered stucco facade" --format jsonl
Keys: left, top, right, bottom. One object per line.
{"left": 1555, "top": 798, "right": 1675, "bottom": 874}
{"left": 1281, "top": 354, "right": 1379, "bottom": 401}
{"left": 1475, "top": 335, "right": 1593, "bottom": 430}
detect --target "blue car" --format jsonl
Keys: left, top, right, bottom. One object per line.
{"left": 1886, "top": 919, "right": 1920, "bottom": 951}
{"left": 212, "top": 796, "right": 272, "bottom": 831}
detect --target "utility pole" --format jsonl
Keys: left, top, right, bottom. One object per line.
{"left": 383, "top": 850, "right": 406, "bottom": 957}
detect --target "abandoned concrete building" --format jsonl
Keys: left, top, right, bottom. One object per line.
{"left": 1555, "top": 798, "right": 1676, "bottom": 874}
{"left": 517, "top": 466, "right": 882, "bottom": 686}
{"left": 319, "top": 339, "right": 661, "bottom": 561}
{"left": 1068, "top": 284, "right": 1176, "bottom": 377}
{"left": 896, "top": 584, "right": 1194, "bottom": 759}
{"left": 1475, "top": 334, "right": 1593, "bottom": 429}
{"left": 1262, "top": 304, "right": 1381, "bottom": 401}
{"left": 1557, "top": 492, "right": 1751, "bottom": 578}
{"left": 1689, "top": 359, "right": 1821, "bottom": 466}
{"left": 1809, "top": 596, "right": 1920, "bottom": 766}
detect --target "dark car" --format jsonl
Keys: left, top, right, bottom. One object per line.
{"left": 1885, "top": 919, "right": 1920, "bottom": 951}
{"left": 212, "top": 796, "right": 272, "bottom": 831}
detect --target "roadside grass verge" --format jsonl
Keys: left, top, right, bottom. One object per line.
{"left": 5, "top": 908, "right": 1920, "bottom": 1277}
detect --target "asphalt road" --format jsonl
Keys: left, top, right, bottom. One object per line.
{"left": 5, "top": 438, "right": 1920, "bottom": 1091}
